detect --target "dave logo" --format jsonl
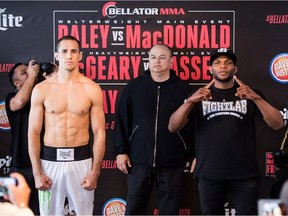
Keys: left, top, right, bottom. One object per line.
{"left": 0, "top": 8, "right": 23, "bottom": 31}
{"left": 269, "top": 53, "right": 288, "bottom": 84}
{"left": 265, "top": 152, "right": 275, "bottom": 177}
{"left": 0, "top": 101, "right": 10, "bottom": 131}
{"left": 102, "top": 198, "right": 126, "bottom": 216}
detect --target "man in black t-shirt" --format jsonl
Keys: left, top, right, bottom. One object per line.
{"left": 5, "top": 61, "right": 41, "bottom": 215}
{"left": 169, "top": 48, "right": 283, "bottom": 215}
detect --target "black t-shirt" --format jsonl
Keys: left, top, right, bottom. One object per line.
{"left": 5, "top": 92, "right": 32, "bottom": 168}
{"left": 190, "top": 85, "right": 263, "bottom": 180}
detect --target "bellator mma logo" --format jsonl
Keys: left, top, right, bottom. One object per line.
{"left": 102, "top": 1, "right": 185, "bottom": 18}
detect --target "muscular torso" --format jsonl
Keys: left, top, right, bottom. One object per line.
{"left": 42, "top": 78, "right": 92, "bottom": 147}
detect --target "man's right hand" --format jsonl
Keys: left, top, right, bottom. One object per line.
{"left": 116, "top": 154, "right": 132, "bottom": 174}
{"left": 35, "top": 173, "right": 52, "bottom": 190}
{"left": 186, "top": 79, "right": 215, "bottom": 104}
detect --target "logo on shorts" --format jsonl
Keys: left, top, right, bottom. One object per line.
{"left": 57, "top": 149, "right": 75, "bottom": 161}
{"left": 40, "top": 190, "right": 51, "bottom": 212}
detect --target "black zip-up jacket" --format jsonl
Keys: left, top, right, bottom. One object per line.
{"left": 114, "top": 69, "right": 192, "bottom": 167}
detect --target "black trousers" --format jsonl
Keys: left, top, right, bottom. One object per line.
{"left": 125, "top": 164, "right": 185, "bottom": 215}
{"left": 198, "top": 177, "right": 260, "bottom": 215}
{"left": 10, "top": 167, "right": 40, "bottom": 215}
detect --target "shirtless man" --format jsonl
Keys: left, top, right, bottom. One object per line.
{"left": 28, "top": 35, "right": 106, "bottom": 215}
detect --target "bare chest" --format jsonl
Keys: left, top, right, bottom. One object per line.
{"left": 44, "top": 84, "right": 91, "bottom": 115}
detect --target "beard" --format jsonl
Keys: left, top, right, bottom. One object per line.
{"left": 213, "top": 72, "right": 234, "bottom": 83}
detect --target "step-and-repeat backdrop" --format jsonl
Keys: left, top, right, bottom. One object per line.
{"left": 0, "top": 1, "right": 288, "bottom": 215}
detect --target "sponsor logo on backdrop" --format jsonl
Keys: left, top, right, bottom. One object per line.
{"left": 269, "top": 53, "right": 288, "bottom": 84}
{"left": 281, "top": 108, "right": 288, "bottom": 127}
{"left": 102, "top": 198, "right": 126, "bottom": 216}
{"left": 0, "top": 64, "right": 14, "bottom": 73}
{"left": 224, "top": 202, "right": 236, "bottom": 216}
{"left": 0, "top": 101, "right": 10, "bottom": 131}
{"left": 0, "top": 8, "right": 23, "bottom": 31}
{"left": 266, "top": 14, "right": 288, "bottom": 24}
{"left": 0, "top": 156, "right": 11, "bottom": 175}
{"left": 102, "top": 160, "right": 117, "bottom": 169}
{"left": 266, "top": 152, "right": 275, "bottom": 177}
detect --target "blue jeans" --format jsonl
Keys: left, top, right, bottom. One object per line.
{"left": 198, "top": 177, "right": 260, "bottom": 215}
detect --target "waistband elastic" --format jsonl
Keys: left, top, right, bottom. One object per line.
{"left": 41, "top": 144, "right": 91, "bottom": 162}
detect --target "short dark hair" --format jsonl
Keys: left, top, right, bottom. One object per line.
{"left": 150, "top": 44, "right": 173, "bottom": 57}
{"left": 8, "top": 62, "right": 24, "bottom": 87}
{"left": 56, "top": 35, "right": 81, "bottom": 51}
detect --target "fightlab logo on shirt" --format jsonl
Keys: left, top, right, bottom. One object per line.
{"left": 202, "top": 100, "right": 247, "bottom": 120}
{"left": 0, "top": 8, "right": 23, "bottom": 31}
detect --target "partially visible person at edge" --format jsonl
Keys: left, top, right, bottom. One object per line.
{"left": 168, "top": 48, "right": 283, "bottom": 215}
{"left": 114, "top": 44, "right": 193, "bottom": 215}
{"left": 28, "top": 35, "right": 106, "bottom": 215}
{"left": 0, "top": 172, "right": 34, "bottom": 216}
{"left": 279, "top": 179, "right": 288, "bottom": 215}
{"left": 5, "top": 60, "right": 41, "bottom": 215}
